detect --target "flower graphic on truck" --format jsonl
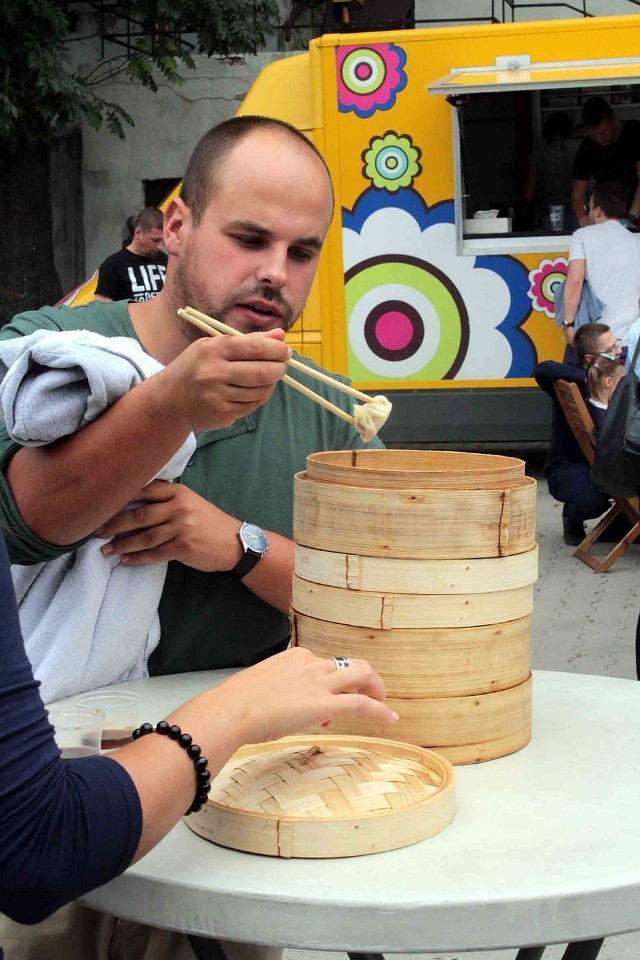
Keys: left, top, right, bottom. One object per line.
{"left": 342, "top": 189, "right": 535, "bottom": 382}
{"left": 337, "top": 43, "right": 407, "bottom": 119}
{"left": 363, "top": 132, "right": 422, "bottom": 192}
{"left": 527, "top": 257, "right": 568, "bottom": 319}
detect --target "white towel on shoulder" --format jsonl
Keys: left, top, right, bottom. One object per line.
{"left": 0, "top": 329, "right": 197, "bottom": 703}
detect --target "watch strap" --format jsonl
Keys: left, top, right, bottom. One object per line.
{"left": 228, "top": 550, "right": 262, "bottom": 580}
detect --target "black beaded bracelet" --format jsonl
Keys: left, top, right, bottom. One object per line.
{"left": 132, "top": 720, "right": 211, "bottom": 815}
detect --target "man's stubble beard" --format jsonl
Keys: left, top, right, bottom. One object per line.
{"left": 173, "top": 257, "right": 297, "bottom": 341}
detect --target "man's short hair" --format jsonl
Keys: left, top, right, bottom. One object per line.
{"left": 581, "top": 96, "right": 614, "bottom": 128}
{"left": 574, "top": 322, "right": 610, "bottom": 363}
{"left": 135, "top": 207, "right": 164, "bottom": 232}
{"left": 591, "top": 181, "right": 627, "bottom": 220}
{"left": 180, "top": 115, "right": 333, "bottom": 226}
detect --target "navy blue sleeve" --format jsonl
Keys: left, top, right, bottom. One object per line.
{"left": 0, "top": 534, "right": 142, "bottom": 924}
{"left": 534, "top": 359, "right": 586, "bottom": 399}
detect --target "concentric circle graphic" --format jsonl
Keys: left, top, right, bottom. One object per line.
{"left": 539, "top": 269, "right": 564, "bottom": 304}
{"left": 364, "top": 301, "right": 424, "bottom": 361}
{"left": 373, "top": 145, "right": 408, "bottom": 181}
{"left": 345, "top": 255, "right": 469, "bottom": 380}
{"left": 340, "top": 48, "right": 387, "bottom": 97}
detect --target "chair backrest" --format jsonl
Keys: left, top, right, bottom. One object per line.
{"left": 553, "top": 379, "right": 596, "bottom": 466}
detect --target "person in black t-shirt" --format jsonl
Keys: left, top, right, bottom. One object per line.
{"left": 571, "top": 96, "right": 640, "bottom": 228}
{"left": 95, "top": 207, "right": 168, "bottom": 303}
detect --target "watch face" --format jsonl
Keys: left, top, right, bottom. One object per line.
{"left": 242, "top": 523, "right": 268, "bottom": 554}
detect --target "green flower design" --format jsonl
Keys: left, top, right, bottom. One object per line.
{"left": 362, "top": 132, "right": 422, "bottom": 192}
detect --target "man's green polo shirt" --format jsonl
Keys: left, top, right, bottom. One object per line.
{"left": 0, "top": 302, "right": 382, "bottom": 674}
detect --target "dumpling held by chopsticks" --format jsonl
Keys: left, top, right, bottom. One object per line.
{"left": 353, "top": 395, "right": 393, "bottom": 443}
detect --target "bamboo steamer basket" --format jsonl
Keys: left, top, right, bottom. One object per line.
{"left": 295, "top": 544, "right": 538, "bottom": 594}
{"left": 292, "top": 612, "right": 531, "bottom": 698}
{"left": 304, "top": 675, "right": 533, "bottom": 764}
{"left": 305, "top": 449, "right": 527, "bottom": 490}
{"left": 291, "top": 450, "right": 537, "bottom": 764}
{"left": 292, "top": 575, "right": 533, "bottom": 629}
{"left": 185, "top": 735, "right": 455, "bottom": 858}
{"left": 293, "top": 473, "right": 536, "bottom": 559}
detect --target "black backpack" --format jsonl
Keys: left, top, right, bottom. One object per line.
{"left": 592, "top": 335, "right": 640, "bottom": 498}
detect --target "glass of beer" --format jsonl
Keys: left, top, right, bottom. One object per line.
{"left": 49, "top": 707, "right": 105, "bottom": 760}
{"left": 74, "top": 690, "right": 140, "bottom": 750}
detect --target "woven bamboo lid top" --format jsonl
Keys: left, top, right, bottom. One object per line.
{"left": 187, "top": 736, "right": 456, "bottom": 858}
{"left": 306, "top": 449, "right": 526, "bottom": 489}
{"left": 211, "top": 741, "right": 447, "bottom": 820}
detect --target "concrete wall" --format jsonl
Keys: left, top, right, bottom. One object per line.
{"left": 80, "top": 52, "right": 294, "bottom": 274}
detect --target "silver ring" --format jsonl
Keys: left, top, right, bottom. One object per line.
{"left": 332, "top": 656, "right": 351, "bottom": 670}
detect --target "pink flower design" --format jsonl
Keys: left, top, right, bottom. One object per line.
{"left": 527, "top": 258, "right": 568, "bottom": 319}
{"left": 337, "top": 43, "right": 407, "bottom": 119}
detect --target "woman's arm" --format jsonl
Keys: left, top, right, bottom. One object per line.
{"left": 0, "top": 534, "right": 396, "bottom": 922}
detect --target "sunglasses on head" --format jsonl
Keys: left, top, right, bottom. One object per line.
{"left": 598, "top": 351, "right": 620, "bottom": 361}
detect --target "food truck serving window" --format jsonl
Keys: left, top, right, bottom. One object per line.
{"left": 429, "top": 57, "right": 640, "bottom": 256}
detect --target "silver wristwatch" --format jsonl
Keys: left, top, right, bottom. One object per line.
{"left": 228, "top": 522, "right": 269, "bottom": 579}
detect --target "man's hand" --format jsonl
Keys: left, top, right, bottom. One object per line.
{"left": 563, "top": 325, "right": 576, "bottom": 346}
{"left": 98, "top": 480, "right": 241, "bottom": 571}
{"left": 155, "top": 328, "right": 291, "bottom": 433}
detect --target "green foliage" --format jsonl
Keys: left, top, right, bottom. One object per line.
{"left": 0, "top": 0, "right": 279, "bottom": 152}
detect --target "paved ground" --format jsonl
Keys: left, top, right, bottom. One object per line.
{"left": 288, "top": 448, "right": 640, "bottom": 960}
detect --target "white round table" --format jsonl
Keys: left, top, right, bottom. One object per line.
{"left": 79, "top": 670, "right": 640, "bottom": 954}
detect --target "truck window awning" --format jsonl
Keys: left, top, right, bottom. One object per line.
{"left": 429, "top": 57, "right": 640, "bottom": 96}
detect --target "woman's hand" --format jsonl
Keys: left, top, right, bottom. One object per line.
{"left": 209, "top": 647, "right": 398, "bottom": 746}
{"left": 113, "top": 648, "right": 398, "bottom": 861}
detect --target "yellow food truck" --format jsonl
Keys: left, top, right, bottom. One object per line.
{"left": 240, "top": 12, "right": 640, "bottom": 443}
{"left": 70, "top": 13, "right": 640, "bottom": 443}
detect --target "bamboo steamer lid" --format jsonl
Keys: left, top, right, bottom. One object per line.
{"left": 306, "top": 675, "right": 533, "bottom": 764}
{"left": 292, "top": 612, "right": 531, "bottom": 698}
{"left": 294, "top": 472, "right": 536, "bottom": 559}
{"left": 185, "top": 735, "right": 455, "bottom": 858}
{"left": 306, "top": 449, "right": 526, "bottom": 490}
{"left": 295, "top": 544, "right": 538, "bottom": 594}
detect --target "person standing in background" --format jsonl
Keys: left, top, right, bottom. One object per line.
{"left": 95, "top": 207, "right": 168, "bottom": 303}
{"left": 571, "top": 96, "right": 640, "bottom": 228}
{"left": 561, "top": 181, "right": 640, "bottom": 348}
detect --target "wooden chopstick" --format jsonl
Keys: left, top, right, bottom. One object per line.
{"left": 180, "top": 306, "right": 371, "bottom": 403}
{"left": 178, "top": 307, "right": 357, "bottom": 426}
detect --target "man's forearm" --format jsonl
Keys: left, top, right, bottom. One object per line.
{"left": 629, "top": 183, "right": 640, "bottom": 220}
{"left": 6, "top": 377, "right": 192, "bottom": 546}
{"left": 562, "top": 278, "right": 583, "bottom": 326}
{"left": 243, "top": 533, "right": 294, "bottom": 614}
{"left": 571, "top": 181, "right": 588, "bottom": 224}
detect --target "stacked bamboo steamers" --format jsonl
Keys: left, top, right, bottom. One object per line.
{"left": 186, "top": 450, "right": 536, "bottom": 859}
{"left": 292, "top": 449, "right": 537, "bottom": 764}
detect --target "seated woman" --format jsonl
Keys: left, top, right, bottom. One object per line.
{"left": 585, "top": 352, "right": 625, "bottom": 432}
{"left": 0, "top": 532, "right": 396, "bottom": 944}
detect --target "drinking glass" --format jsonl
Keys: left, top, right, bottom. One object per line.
{"left": 74, "top": 690, "right": 140, "bottom": 750}
{"left": 49, "top": 707, "right": 105, "bottom": 760}
{"left": 549, "top": 204, "right": 565, "bottom": 232}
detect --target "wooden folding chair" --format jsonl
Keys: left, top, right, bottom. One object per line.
{"left": 553, "top": 379, "right": 640, "bottom": 572}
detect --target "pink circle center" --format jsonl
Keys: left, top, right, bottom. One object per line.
{"left": 375, "top": 311, "right": 413, "bottom": 350}
{"left": 355, "top": 62, "right": 373, "bottom": 80}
